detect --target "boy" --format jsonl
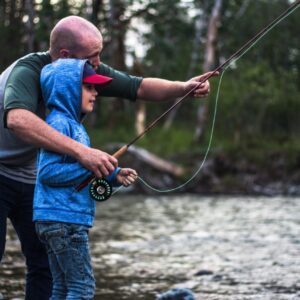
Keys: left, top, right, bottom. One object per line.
{"left": 33, "top": 58, "right": 137, "bottom": 299}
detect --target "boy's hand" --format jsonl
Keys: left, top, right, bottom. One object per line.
{"left": 116, "top": 168, "right": 138, "bottom": 187}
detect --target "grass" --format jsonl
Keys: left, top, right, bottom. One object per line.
{"left": 87, "top": 124, "right": 300, "bottom": 169}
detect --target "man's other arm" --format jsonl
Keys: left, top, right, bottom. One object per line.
{"left": 6, "top": 109, "right": 117, "bottom": 178}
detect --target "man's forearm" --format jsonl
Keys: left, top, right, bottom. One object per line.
{"left": 6, "top": 109, "right": 118, "bottom": 178}
{"left": 137, "top": 72, "right": 214, "bottom": 102}
{"left": 6, "top": 109, "right": 86, "bottom": 160}
{"left": 137, "top": 78, "right": 185, "bottom": 102}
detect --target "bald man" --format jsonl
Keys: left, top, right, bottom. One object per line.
{"left": 0, "top": 16, "right": 214, "bottom": 299}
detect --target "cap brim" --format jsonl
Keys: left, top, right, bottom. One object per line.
{"left": 83, "top": 74, "right": 113, "bottom": 85}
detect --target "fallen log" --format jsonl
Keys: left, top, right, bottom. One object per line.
{"left": 105, "top": 143, "right": 185, "bottom": 177}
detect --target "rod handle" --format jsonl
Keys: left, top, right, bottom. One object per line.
{"left": 113, "top": 145, "right": 128, "bottom": 158}
{"left": 75, "top": 145, "right": 128, "bottom": 192}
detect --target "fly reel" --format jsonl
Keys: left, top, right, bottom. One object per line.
{"left": 89, "top": 178, "right": 112, "bottom": 201}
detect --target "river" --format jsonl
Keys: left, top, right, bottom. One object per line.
{"left": 1, "top": 195, "right": 300, "bottom": 299}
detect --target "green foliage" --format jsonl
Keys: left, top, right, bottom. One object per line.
{"left": 0, "top": 0, "right": 299, "bottom": 166}
{"left": 211, "top": 60, "right": 299, "bottom": 143}
{"left": 142, "top": 0, "right": 195, "bottom": 80}
{"left": 35, "top": 0, "right": 55, "bottom": 50}
{"left": 0, "top": 1, "right": 24, "bottom": 69}
{"left": 87, "top": 123, "right": 196, "bottom": 157}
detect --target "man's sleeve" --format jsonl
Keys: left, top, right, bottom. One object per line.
{"left": 97, "top": 63, "right": 143, "bottom": 101}
{"left": 4, "top": 64, "right": 40, "bottom": 112}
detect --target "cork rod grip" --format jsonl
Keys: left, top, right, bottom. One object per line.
{"left": 75, "top": 145, "right": 128, "bottom": 192}
{"left": 113, "top": 145, "right": 128, "bottom": 159}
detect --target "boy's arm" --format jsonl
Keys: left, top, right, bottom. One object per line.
{"left": 38, "top": 150, "right": 91, "bottom": 186}
{"left": 37, "top": 116, "right": 92, "bottom": 186}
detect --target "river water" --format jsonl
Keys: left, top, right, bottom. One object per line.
{"left": 1, "top": 195, "right": 300, "bottom": 300}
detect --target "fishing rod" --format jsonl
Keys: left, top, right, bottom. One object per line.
{"left": 76, "top": 0, "right": 300, "bottom": 201}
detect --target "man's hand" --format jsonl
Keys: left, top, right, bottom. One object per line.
{"left": 77, "top": 147, "right": 118, "bottom": 178}
{"left": 184, "top": 71, "right": 219, "bottom": 98}
{"left": 116, "top": 168, "right": 138, "bottom": 187}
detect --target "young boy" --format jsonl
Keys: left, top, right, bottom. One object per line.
{"left": 33, "top": 58, "right": 137, "bottom": 299}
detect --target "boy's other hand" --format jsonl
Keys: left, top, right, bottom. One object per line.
{"left": 117, "top": 168, "right": 138, "bottom": 187}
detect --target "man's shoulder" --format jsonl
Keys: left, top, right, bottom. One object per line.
{"left": 15, "top": 51, "right": 52, "bottom": 72}
{"left": 3, "top": 52, "right": 51, "bottom": 112}
{"left": 6, "top": 52, "right": 52, "bottom": 87}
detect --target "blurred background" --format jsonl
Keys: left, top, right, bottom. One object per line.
{"left": 1, "top": 0, "right": 299, "bottom": 196}
{"left": 1, "top": 1, "right": 300, "bottom": 299}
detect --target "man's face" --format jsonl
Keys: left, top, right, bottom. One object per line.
{"left": 74, "top": 35, "right": 102, "bottom": 69}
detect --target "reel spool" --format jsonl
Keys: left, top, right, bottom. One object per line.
{"left": 89, "top": 178, "right": 112, "bottom": 201}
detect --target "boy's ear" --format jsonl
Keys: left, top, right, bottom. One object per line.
{"left": 59, "top": 49, "right": 70, "bottom": 58}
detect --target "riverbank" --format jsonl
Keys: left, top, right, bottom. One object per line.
{"left": 120, "top": 150, "right": 300, "bottom": 196}
{"left": 88, "top": 124, "right": 300, "bottom": 197}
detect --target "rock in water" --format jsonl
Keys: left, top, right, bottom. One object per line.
{"left": 155, "top": 288, "right": 195, "bottom": 300}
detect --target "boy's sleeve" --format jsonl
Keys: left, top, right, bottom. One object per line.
{"left": 37, "top": 117, "right": 91, "bottom": 186}
{"left": 38, "top": 151, "right": 91, "bottom": 187}
{"left": 105, "top": 167, "right": 122, "bottom": 187}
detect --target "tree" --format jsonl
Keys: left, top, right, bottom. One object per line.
{"left": 0, "top": 0, "right": 24, "bottom": 69}
{"left": 24, "top": 0, "right": 36, "bottom": 53}
{"left": 194, "top": 0, "right": 222, "bottom": 141}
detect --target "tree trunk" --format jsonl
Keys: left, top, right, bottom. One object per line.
{"left": 135, "top": 102, "right": 146, "bottom": 135}
{"left": 163, "top": 7, "right": 206, "bottom": 130}
{"left": 106, "top": 0, "right": 127, "bottom": 129}
{"left": 194, "top": 0, "right": 222, "bottom": 141}
{"left": 85, "top": 0, "right": 103, "bottom": 128}
{"left": 24, "top": 0, "right": 36, "bottom": 53}
{"left": 131, "top": 57, "right": 146, "bottom": 135}
{"left": 90, "top": 0, "right": 103, "bottom": 26}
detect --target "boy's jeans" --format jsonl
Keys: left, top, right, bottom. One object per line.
{"left": 35, "top": 221, "right": 95, "bottom": 300}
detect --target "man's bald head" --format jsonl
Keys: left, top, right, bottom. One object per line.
{"left": 49, "top": 16, "right": 103, "bottom": 61}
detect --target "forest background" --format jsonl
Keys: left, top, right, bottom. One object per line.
{"left": 1, "top": 0, "right": 299, "bottom": 195}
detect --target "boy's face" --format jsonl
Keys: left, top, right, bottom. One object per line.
{"left": 82, "top": 84, "right": 98, "bottom": 114}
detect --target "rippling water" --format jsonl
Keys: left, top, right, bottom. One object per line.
{"left": 1, "top": 195, "right": 300, "bottom": 299}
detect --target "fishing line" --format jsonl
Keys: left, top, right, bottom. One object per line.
{"left": 114, "top": 1, "right": 300, "bottom": 195}
{"left": 75, "top": 1, "right": 299, "bottom": 199}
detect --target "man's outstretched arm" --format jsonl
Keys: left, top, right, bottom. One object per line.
{"left": 137, "top": 71, "right": 218, "bottom": 101}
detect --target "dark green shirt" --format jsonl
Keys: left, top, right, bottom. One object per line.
{"left": 0, "top": 52, "right": 143, "bottom": 183}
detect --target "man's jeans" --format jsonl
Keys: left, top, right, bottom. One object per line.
{"left": 0, "top": 174, "right": 52, "bottom": 299}
{"left": 35, "top": 222, "right": 95, "bottom": 300}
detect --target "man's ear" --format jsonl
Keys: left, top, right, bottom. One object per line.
{"left": 59, "top": 49, "right": 70, "bottom": 58}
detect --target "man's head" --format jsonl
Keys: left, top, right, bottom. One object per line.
{"left": 49, "top": 16, "right": 102, "bottom": 68}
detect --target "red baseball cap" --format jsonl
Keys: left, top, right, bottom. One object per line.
{"left": 82, "top": 62, "right": 113, "bottom": 85}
